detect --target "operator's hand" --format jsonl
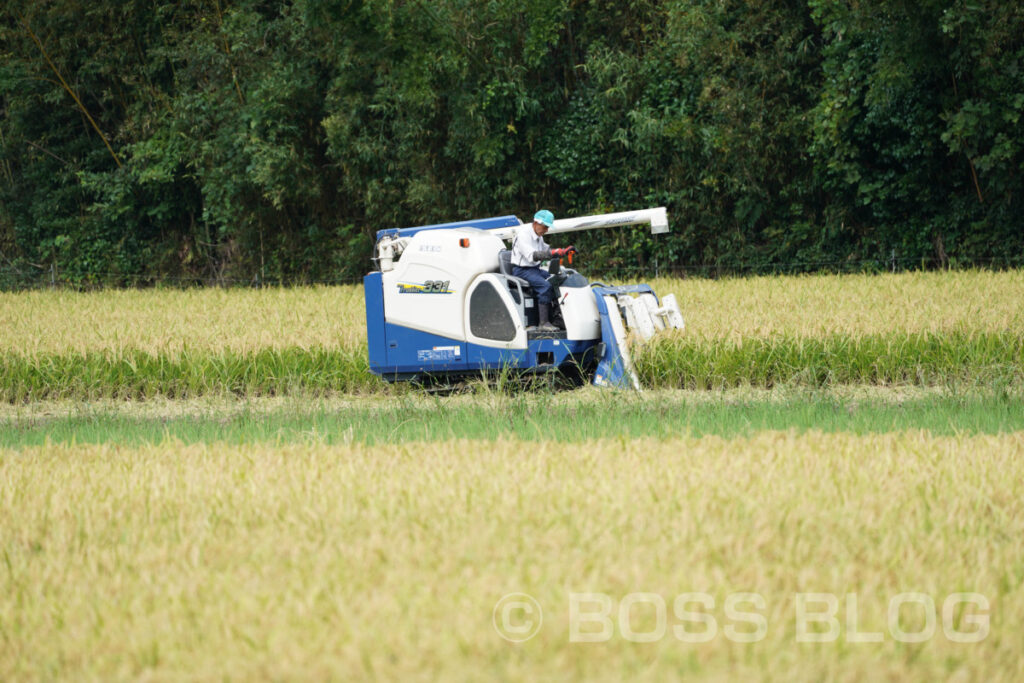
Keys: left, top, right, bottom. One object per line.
{"left": 551, "top": 245, "right": 577, "bottom": 257}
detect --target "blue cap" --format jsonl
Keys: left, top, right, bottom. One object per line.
{"left": 533, "top": 209, "right": 554, "bottom": 227}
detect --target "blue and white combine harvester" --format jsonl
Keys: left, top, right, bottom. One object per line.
{"left": 363, "top": 208, "right": 684, "bottom": 389}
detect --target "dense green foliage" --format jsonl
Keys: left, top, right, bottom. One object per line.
{"left": 2, "top": 1, "right": 1021, "bottom": 286}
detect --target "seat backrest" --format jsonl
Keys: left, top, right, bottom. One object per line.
{"left": 498, "top": 249, "right": 514, "bottom": 276}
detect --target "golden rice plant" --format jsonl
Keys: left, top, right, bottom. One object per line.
{"left": 647, "top": 269, "right": 1024, "bottom": 341}
{"left": 2, "top": 431, "right": 1022, "bottom": 680}
{"left": 0, "top": 285, "right": 366, "bottom": 356}
{"left": 2, "top": 270, "right": 1022, "bottom": 397}
{"left": 3, "top": 271, "right": 1022, "bottom": 356}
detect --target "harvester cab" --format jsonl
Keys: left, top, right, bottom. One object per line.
{"left": 363, "top": 208, "right": 684, "bottom": 389}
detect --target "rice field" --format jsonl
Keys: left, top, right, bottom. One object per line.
{"left": 4, "top": 271, "right": 1022, "bottom": 355}
{"left": 2, "top": 270, "right": 1023, "bottom": 680}
{"left": 2, "top": 432, "right": 1022, "bottom": 680}
{"left": 1, "top": 270, "right": 1022, "bottom": 399}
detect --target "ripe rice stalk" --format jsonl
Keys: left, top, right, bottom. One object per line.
{"left": 1, "top": 432, "right": 1022, "bottom": 680}
{"left": 1, "top": 271, "right": 1022, "bottom": 398}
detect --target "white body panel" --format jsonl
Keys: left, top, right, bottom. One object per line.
{"left": 558, "top": 284, "right": 601, "bottom": 340}
{"left": 383, "top": 228, "right": 505, "bottom": 340}
{"left": 463, "top": 273, "right": 529, "bottom": 349}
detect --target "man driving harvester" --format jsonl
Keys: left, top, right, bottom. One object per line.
{"left": 511, "top": 209, "right": 576, "bottom": 332}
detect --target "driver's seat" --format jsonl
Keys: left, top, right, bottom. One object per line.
{"left": 498, "top": 250, "right": 521, "bottom": 278}
{"left": 497, "top": 249, "right": 533, "bottom": 325}
{"left": 498, "top": 250, "right": 531, "bottom": 291}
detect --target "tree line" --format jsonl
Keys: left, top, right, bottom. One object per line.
{"left": 1, "top": 0, "right": 1021, "bottom": 287}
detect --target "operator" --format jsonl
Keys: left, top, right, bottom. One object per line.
{"left": 511, "top": 209, "right": 575, "bottom": 331}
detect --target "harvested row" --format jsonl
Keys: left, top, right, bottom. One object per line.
{"left": 5, "top": 389, "right": 1024, "bottom": 448}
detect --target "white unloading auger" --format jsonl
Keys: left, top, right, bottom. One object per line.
{"left": 487, "top": 207, "right": 670, "bottom": 240}
{"left": 550, "top": 206, "right": 670, "bottom": 236}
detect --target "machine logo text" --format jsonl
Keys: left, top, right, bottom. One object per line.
{"left": 397, "top": 280, "right": 453, "bottom": 294}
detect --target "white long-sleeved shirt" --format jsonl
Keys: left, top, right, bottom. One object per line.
{"left": 510, "top": 222, "right": 550, "bottom": 267}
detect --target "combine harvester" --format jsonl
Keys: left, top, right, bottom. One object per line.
{"left": 363, "top": 208, "right": 684, "bottom": 389}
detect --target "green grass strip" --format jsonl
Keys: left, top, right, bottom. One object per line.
{"left": 2, "top": 393, "right": 1023, "bottom": 448}
{"left": 1, "top": 331, "right": 1021, "bottom": 401}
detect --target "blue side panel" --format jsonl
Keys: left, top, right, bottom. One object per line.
{"left": 591, "top": 294, "right": 630, "bottom": 388}
{"left": 465, "top": 339, "right": 596, "bottom": 371}
{"left": 380, "top": 324, "right": 468, "bottom": 376}
{"left": 463, "top": 344, "right": 528, "bottom": 370}
{"left": 366, "top": 274, "right": 467, "bottom": 378}
{"left": 591, "top": 285, "right": 657, "bottom": 389}
{"left": 375, "top": 215, "right": 521, "bottom": 241}
{"left": 373, "top": 325, "right": 596, "bottom": 379}
{"left": 364, "top": 272, "right": 388, "bottom": 374}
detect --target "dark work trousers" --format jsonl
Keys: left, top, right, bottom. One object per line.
{"left": 512, "top": 265, "right": 553, "bottom": 304}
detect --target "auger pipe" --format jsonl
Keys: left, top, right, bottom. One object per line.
{"left": 549, "top": 206, "right": 669, "bottom": 236}
{"left": 486, "top": 207, "right": 669, "bottom": 240}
